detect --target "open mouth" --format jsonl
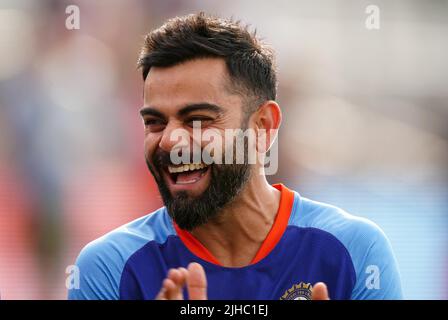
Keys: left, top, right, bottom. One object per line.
{"left": 165, "top": 163, "right": 210, "bottom": 185}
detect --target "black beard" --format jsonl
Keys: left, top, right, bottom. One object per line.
{"left": 146, "top": 150, "right": 251, "bottom": 231}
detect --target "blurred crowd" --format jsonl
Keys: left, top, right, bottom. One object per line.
{"left": 0, "top": 0, "right": 447, "bottom": 299}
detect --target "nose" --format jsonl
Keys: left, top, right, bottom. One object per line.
{"left": 158, "top": 121, "right": 190, "bottom": 154}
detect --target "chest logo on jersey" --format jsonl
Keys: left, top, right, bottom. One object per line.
{"left": 280, "top": 282, "right": 313, "bottom": 300}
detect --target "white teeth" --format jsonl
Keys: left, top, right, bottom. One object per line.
{"left": 196, "top": 163, "right": 204, "bottom": 169}
{"left": 167, "top": 163, "right": 208, "bottom": 173}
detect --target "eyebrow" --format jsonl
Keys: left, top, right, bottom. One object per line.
{"left": 139, "top": 103, "right": 224, "bottom": 118}
{"left": 139, "top": 107, "right": 166, "bottom": 119}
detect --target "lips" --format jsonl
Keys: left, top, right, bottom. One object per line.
{"left": 166, "top": 163, "right": 209, "bottom": 184}
{"left": 157, "top": 160, "right": 212, "bottom": 195}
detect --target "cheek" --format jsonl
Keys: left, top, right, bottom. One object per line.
{"left": 198, "top": 128, "right": 225, "bottom": 156}
{"left": 143, "top": 134, "right": 160, "bottom": 159}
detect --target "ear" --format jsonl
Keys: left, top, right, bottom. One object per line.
{"left": 253, "top": 100, "right": 282, "bottom": 154}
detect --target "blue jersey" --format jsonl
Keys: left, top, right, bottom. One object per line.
{"left": 68, "top": 184, "right": 402, "bottom": 300}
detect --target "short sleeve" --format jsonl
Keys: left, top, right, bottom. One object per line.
{"left": 67, "top": 239, "right": 122, "bottom": 300}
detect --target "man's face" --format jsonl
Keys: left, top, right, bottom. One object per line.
{"left": 141, "top": 58, "right": 252, "bottom": 231}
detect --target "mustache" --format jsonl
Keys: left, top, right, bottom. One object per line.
{"left": 152, "top": 149, "right": 173, "bottom": 168}
{"left": 151, "top": 149, "right": 212, "bottom": 168}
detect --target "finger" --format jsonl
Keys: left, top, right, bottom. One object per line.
{"left": 155, "top": 267, "right": 189, "bottom": 300}
{"left": 155, "top": 286, "right": 167, "bottom": 300}
{"left": 166, "top": 269, "right": 187, "bottom": 300}
{"left": 168, "top": 268, "right": 187, "bottom": 288}
{"left": 179, "top": 267, "right": 189, "bottom": 281}
{"left": 312, "top": 282, "right": 330, "bottom": 300}
{"left": 177, "top": 268, "right": 189, "bottom": 281}
{"left": 186, "top": 262, "right": 207, "bottom": 300}
{"left": 155, "top": 278, "right": 176, "bottom": 300}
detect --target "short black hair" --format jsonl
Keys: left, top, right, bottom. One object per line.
{"left": 137, "top": 12, "right": 277, "bottom": 112}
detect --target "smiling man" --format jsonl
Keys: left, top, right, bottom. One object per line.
{"left": 68, "top": 13, "right": 402, "bottom": 300}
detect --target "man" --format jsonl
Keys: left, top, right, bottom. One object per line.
{"left": 68, "top": 13, "right": 402, "bottom": 300}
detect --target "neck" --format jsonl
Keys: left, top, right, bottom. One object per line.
{"left": 190, "top": 172, "right": 281, "bottom": 267}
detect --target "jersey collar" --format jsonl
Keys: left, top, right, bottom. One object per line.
{"left": 173, "top": 183, "right": 295, "bottom": 266}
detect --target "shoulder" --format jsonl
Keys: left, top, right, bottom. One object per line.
{"left": 289, "top": 194, "right": 388, "bottom": 256}
{"left": 289, "top": 192, "right": 402, "bottom": 299}
{"left": 68, "top": 207, "right": 175, "bottom": 299}
{"left": 77, "top": 207, "right": 175, "bottom": 268}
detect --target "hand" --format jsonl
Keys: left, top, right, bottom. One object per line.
{"left": 311, "top": 282, "right": 330, "bottom": 300}
{"left": 156, "top": 262, "right": 207, "bottom": 300}
{"left": 156, "top": 263, "right": 329, "bottom": 300}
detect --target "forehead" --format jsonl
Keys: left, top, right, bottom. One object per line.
{"left": 143, "top": 58, "right": 237, "bottom": 110}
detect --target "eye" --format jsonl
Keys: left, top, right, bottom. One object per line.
{"left": 143, "top": 118, "right": 166, "bottom": 132}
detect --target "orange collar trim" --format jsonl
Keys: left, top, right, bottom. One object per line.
{"left": 173, "top": 183, "right": 295, "bottom": 266}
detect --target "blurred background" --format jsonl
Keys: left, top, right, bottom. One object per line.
{"left": 0, "top": 0, "right": 447, "bottom": 299}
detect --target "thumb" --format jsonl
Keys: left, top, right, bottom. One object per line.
{"left": 312, "top": 282, "right": 330, "bottom": 300}
{"left": 186, "top": 262, "right": 207, "bottom": 300}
